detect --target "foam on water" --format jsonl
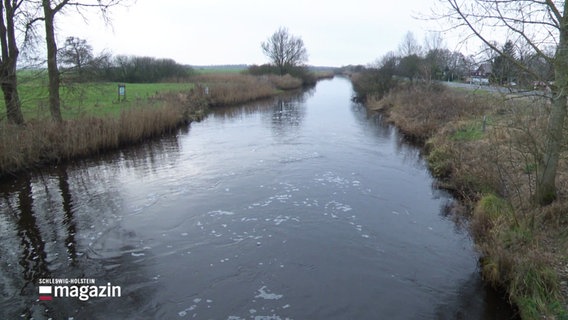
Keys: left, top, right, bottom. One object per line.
{"left": 255, "top": 286, "right": 283, "bottom": 300}
{"left": 314, "top": 171, "right": 352, "bottom": 188}
{"left": 253, "top": 316, "right": 288, "bottom": 320}
{"left": 177, "top": 296, "right": 214, "bottom": 318}
{"left": 324, "top": 200, "right": 352, "bottom": 213}
{"left": 209, "top": 210, "right": 235, "bottom": 216}
{"left": 190, "top": 168, "right": 377, "bottom": 257}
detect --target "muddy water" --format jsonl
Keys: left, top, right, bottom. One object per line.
{"left": 0, "top": 78, "right": 517, "bottom": 319}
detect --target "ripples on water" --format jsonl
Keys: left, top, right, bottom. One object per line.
{"left": 0, "top": 78, "right": 517, "bottom": 319}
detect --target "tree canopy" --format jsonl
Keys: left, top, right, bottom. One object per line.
{"left": 261, "top": 27, "right": 308, "bottom": 75}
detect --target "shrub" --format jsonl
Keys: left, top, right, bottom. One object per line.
{"left": 100, "top": 56, "right": 194, "bottom": 83}
{"left": 246, "top": 64, "right": 315, "bottom": 86}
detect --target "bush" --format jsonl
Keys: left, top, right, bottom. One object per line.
{"left": 246, "top": 64, "right": 315, "bottom": 86}
{"left": 100, "top": 56, "right": 194, "bottom": 83}
{"left": 351, "top": 67, "right": 398, "bottom": 102}
{"left": 247, "top": 64, "right": 280, "bottom": 76}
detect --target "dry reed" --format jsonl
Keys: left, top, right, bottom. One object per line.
{"left": 0, "top": 73, "right": 304, "bottom": 177}
{"left": 0, "top": 100, "right": 195, "bottom": 176}
{"left": 191, "top": 73, "right": 303, "bottom": 106}
{"left": 367, "top": 82, "right": 568, "bottom": 318}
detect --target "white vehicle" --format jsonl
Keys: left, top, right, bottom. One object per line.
{"left": 471, "top": 77, "right": 489, "bottom": 85}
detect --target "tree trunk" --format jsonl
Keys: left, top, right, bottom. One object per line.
{"left": 43, "top": 2, "right": 62, "bottom": 122}
{"left": 0, "top": 1, "right": 24, "bottom": 125}
{"left": 536, "top": 5, "right": 568, "bottom": 205}
{"left": 537, "top": 93, "right": 567, "bottom": 205}
{"left": 2, "top": 69, "right": 24, "bottom": 125}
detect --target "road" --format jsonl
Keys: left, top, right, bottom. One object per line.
{"left": 442, "top": 81, "right": 549, "bottom": 97}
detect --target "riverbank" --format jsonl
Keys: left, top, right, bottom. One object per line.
{"left": 0, "top": 76, "right": 513, "bottom": 319}
{"left": 359, "top": 81, "right": 567, "bottom": 319}
{"left": 0, "top": 73, "right": 314, "bottom": 178}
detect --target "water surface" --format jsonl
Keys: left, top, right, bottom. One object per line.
{"left": 0, "top": 78, "right": 516, "bottom": 319}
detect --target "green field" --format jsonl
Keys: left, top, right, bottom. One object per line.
{"left": 10, "top": 73, "right": 194, "bottom": 120}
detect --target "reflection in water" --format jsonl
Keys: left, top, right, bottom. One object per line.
{"left": 351, "top": 102, "right": 425, "bottom": 167}
{"left": 0, "top": 78, "right": 517, "bottom": 319}
{"left": 270, "top": 95, "right": 306, "bottom": 138}
{"left": 0, "top": 142, "right": 170, "bottom": 318}
{"left": 16, "top": 174, "right": 50, "bottom": 294}
{"left": 58, "top": 166, "right": 78, "bottom": 265}
{"left": 208, "top": 90, "right": 308, "bottom": 121}
{"left": 118, "top": 132, "right": 182, "bottom": 175}
{"left": 0, "top": 174, "right": 51, "bottom": 318}
{"left": 434, "top": 271, "right": 513, "bottom": 319}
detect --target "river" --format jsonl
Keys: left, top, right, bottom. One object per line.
{"left": 0, "top": 77, "right": 516, "bottom": 319}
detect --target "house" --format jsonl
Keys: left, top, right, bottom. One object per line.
{"left": 469, "top": 63, "right": 492, "bottom": 85}
{"left": 473, "top": 63, "right": 492, "bottom": 78}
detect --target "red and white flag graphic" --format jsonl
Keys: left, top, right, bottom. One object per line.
{"left": 39, "top": 286, "right": 53, "bottom": 301}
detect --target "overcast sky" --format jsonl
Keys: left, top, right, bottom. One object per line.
{"left": 57, "top": 0, "right": 456, "bottom": 67}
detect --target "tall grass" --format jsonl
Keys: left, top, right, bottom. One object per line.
{"left": 1, "top": 73, "right": 307, "bottom": 177}
{"left": 191, "top": 73, "right": 303, "bottom": 106}
{"left": 0, "top": 95, "right": 199, "bottom": 176}
{"left": 367, "top": 82, "right": 495, "bottom": 142}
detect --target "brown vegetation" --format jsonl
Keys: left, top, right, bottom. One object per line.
{"left": 191, "top": 73, "right": 304, "bottom": 106}
{"left": 366, "top": 82, "right": 568, "bottom": 319}
{"left": 0, "top": 98, "right": 196, "bottom": 175}
{"left": 0, "top": 73, "right": 307, "bottom": 177}
{"left": 367, "top": 83, "right": 494, "bottom": 143}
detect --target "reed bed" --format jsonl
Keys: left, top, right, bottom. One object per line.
{"left": 366, "top": 82, "right": 568, "bottom": 319}
{"left": 0, "top": 73, "right": 307, "bottom": 177}
{"left": 0, "top": 100, "right": 194, "bottom": 176}
{"left": 191, "top": 73, "right": 303, "bottom": 106}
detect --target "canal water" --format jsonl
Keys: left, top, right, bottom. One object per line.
{"left": 0, "top": 78, "right": 516, "bottom": 319}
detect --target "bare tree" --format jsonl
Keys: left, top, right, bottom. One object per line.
{"left": 398, "top": 31, "right": 422, "bottom": 57}
{"left": 39, "top": 0, "right": 128, "bottom": 122}
{"left": 423, "top": 31, "right": 445, "bottom": 53}
{"left": 0, "top": 0, "right": 26, "bottom": 125}
{"left": 441, "top": 0, "right": 567, "bottom": 205}
{"left": 59, "top": 36, "right": 93, "bottom": 80}
{"left": 261, "top": 27, "right": 308, "bottom": 75}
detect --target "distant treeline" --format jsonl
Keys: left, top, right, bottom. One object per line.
{"left": 102, "top": 56, "right": 193, "bottom": 83}
{"left": 61, "top": 54, "right": 194, "bottom": 84}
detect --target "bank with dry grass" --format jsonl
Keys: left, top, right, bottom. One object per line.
{"left": 362, "top": 81, "right": 568, "bottom": 319}
{"left": 191, "top": 73, "right": 301, "bottom": 106}
{"left": 0, "top": 73, "right": 309, "bottom": 177}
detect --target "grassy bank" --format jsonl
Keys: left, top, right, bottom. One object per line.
{"left": 0, "top": 73, "right": 308, "bottom": 177}
{"left": 361, "top": 82, "right": 568, "bottom": 319}
{"left": 13, "top": 71, "right": 196, "bottom": 120}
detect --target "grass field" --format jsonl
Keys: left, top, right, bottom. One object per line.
{"left": 11, "top": 74, "right": 195, "bottom": 120}
{"left": 3, "top": 67, "right": 313, "bottom": 122}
